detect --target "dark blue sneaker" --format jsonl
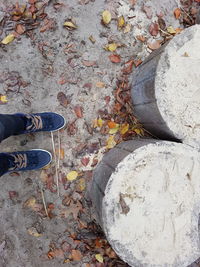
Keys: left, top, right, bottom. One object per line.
{"left": 15, "top": 112, "right": 66, "bottom": 134}
{"left": 2, "top": 149, "right": 52, "bottom": 174}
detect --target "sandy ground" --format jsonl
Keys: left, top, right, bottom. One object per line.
{"left": 0, "top": 0, "right": 199, "bottom": 266}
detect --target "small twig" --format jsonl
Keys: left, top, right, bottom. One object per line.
{"left": 57, "top": 130, "right": 61, "bottom": 169}
{"left": 51, "top": 131, "right": 60, "bottom": 197}
{"left": 41, "top": 188, "right": 49, "bottom": 218}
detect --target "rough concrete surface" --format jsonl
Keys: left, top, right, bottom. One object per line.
{"left": 0, "top": 0, "right": 198, "bottom": 266}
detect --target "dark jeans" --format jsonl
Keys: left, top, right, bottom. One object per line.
{"left": 0, "top": 114, "right": 26, "bottom": 176}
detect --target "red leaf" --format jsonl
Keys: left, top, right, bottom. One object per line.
{"left": 9, "top": 191, "right": 18, "bottom": 199}
{"left": 109, "top": 54, "right": 121, "bottom": 63}
{"left": 83, "top": 83, "right": 92, "bottom": 89}
{"left": 134, "top": 59, "right": 142, "bottom": 67}
{"left": 81, "top": 157, "right": 90, "bottom": 167}
{"left": 149, "top": 22, "right": 159, "bottom": 36}
{"left": 71, "top": 249, "right": 83, "bottom": 261}
{"left": 122, "top": 59, "right": 134, "bottom": 74}
{"left": 104, "top": 96, "right": 111, "bottom": 105}
{"left": 74, "top": 105, "right": 83, "bottom": 118}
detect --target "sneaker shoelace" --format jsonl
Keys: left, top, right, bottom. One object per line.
{"left": 26, "top": 115, "right": 43, "bottom": 131}
{"left": 8, "top": 154, "right": 27, "bottom": 171}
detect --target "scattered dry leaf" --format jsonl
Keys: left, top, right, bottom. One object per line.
{"left": 81, "top": 157, "right": 90, "bottom": 167}
{"left": 55, "top": 148, "right": 65, "bottom": 160}
{"left": 82, "top": 60, "right": 97, "bottom": 67}
{"left": 120, "top": 123, "right": 129, "bottom": 135}
{"left": 96, "top": 81, "right": 105, "bottom": 88}
{"left": 57, "top": 92, "right": 70, "bottom": 108}
{"left": 149, "top": 22, "right": 159, "bottom": 36}
{"left": 77, "top": 178, "right": 86, "bottom": 191}
{"left": 109, "top": 54, "right": 121, "bottom": 63}
{"left": 167, "top": 26, "right": 176, "bottom": 34}
{"left": 105, "top": 43, "right": 117, "bottom": 52}
{"left": 109, "top": 124, "right": 119, "bottom": 134}
{"left": 0, "top": 95, "right": 8, "bottom": 103}
{"left": 89, "top": 35, "right": 96, "bottom": 43}
{"left": 27, "top": 227, "right": 42, "bottom": 237}
{"left": 148, "top": 40, "right": 161, "bottom": 50}
{"left": 71, "top": 250, "right": 83, "bottom": 261}
{"left": 95, "top": 254, "right": 104, "bottom": 263}
{"left": 15, "top": 24, "right": 26, "bottom": 34}
{"left": 174, "top": 8, "right": 181, "bottom": 19}
{"left": 74, "top": 105, "right": 83, "bottom": 118}
{"left": 48, "top": 248, "right": 65, "bottom": 259}
{"left": 102, "top": 10, "right": 111, "bottom": 25}
{"left": 67, "top": 171, "right": 78, "bottom": 181}
{"left": 106, "top": 136, "right": 117, "bottom": 149}
{"left": 1, "top": 34, "right": 15, "bottom": 45}
{"left": 136, "top": 35, "right": 146, "bottom": 42}
{"left": 118, "top": 15, "right": 125, "bottom": 28}
{"left": 64, "top": 21, "right": 77, "bottom": 29}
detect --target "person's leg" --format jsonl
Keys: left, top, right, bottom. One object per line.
{"left": 0, "top": 114, "right": 26, "bottom": 142}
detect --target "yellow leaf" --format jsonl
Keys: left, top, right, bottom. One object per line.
{"left": 77, "top": 178, "right": 86, "bottom": 191}
{"left": 167, "top": 26, "right": 176, "bottom": 34}
{"left": 106, "top": 136, "right": 117, "bottom": 149}
{"left": 134, "top": 128, "right": 144, "bottom": 136}
{"left": 109, "top": 124, "right": 119, "bottom": 134}
{"left": 105, "top": 43, "right": 117, "bottom": 52}
{"left": 95, "top": 254, "right": 104, "bottom": 263}
{"left": 0, "top": 95, "right": 8, "bottom": 103}
{"left": 63, "top": 21, "right": 77, "bottom": 29}
{"left": 97, "top": 118, "right": 103, "bottom": 128}
{"left": 89, "top": 35, "right": 96, "bottom": 43}
{"left": 102, "top": 10, "right": 111, "bottom": 25}
{"left": 24, "top": 197, "right": 36, "bottom": 208}
{"left": 1, "top": 34, "right": 15, "bottom": 45}
{"left": 124, "top": 24, "right": 131, "bottom": 33}
{"left": 67, "top": 171, "right": 78, "bottom": 181}
{"left": 96, "top": 81, "right": 105, "bottom": 88}
{"left": 27, "top": 227, "right": 42, "bottom": 237}
{"left": 118, "top": 15, "right": 125, "bottom": 28}
{"left": 120, "top": 123, "right": 129, "bottom": 135}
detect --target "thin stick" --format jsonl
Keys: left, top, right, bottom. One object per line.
{"left": 57, "top": 130, "right": 61, "bottom": 169}
{"left": 51, "top": 131, "right": 60, "bottom": 197}
{"left": 41, "top": 188, "right": 49, "bottom": 218}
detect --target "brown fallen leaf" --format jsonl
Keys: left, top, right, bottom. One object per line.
{"left": 136, "top": 35, "right": 146, "bottom": 42}
{"left": 122, "top": 59, "right": 134, "bottom": 74}
{"left": 15, "top": 24, "right": 26, "bottom": 34}
{"left": 96, "top": 81, "right": 105, "bottom": 88}
{"left": 60, "top": 201, "right": 82, "bottom": 219}
{"left": 40, "top": 18, "right": 55, "bottom": 33}
{"left": 57, "top": 92, "right": 70, "bottom": 108}
{"left": 158, "top": 17, "right": 166, "bottom": 30}
{"left": 48, "top": 248, "right": 65, "bottom": 259}
{"left": 148, "top": 40, "right": 161, "bottom": 50}
{"left": 134, "top": 59, "right": 142, "bottom": 67}
{"left": 9, "top": 191, "right": 18, "bottom": 199}
{"left": 109, "top": 54, "right": 121, "bottom": 63}
{"left": 74, "top": 105, "right": 83, "bottom": 118}
{"left": 71, "top": 249, "right": 83, "bottom": 261}
{"left": 149, "top": 22, "right": 159, "bottom": 36}
{"left": 142, "top": 5, "right": 152, "bottom": 19}
{"left": 82, "top": 60, "right": 97, "bottom": 67}
{"left": 27, "top": 227, "right": 42, "bottom": 237}
{"left": 55, "top": 147, "right": 65, "bottom": 160}
{"left": 67, "top": 120, "right": 77, "bottom": 136}
{"left": 174, "top": 8, "right": 181, "bottom": 19}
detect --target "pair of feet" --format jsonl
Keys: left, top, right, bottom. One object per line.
{"left": 2, "top": 112, "right": 65, "bottom": 175}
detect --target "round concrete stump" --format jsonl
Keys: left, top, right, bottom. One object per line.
{"left": 91, "top": 139, "right": 200, "bottom": 267}
{"left": 131, "top": 25, "right": 200, "bottom": 147}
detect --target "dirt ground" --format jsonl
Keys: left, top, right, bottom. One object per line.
{"left": 0, "top": 0, "right": 199, "bottom": 266}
